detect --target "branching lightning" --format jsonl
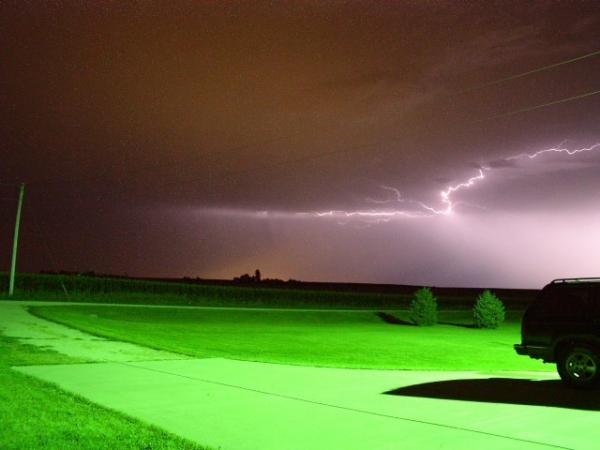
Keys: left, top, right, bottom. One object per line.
{"left": 195, "top": 142, "right": 600, "bottom": 223}
{"left": 312, "top": 142, "right": 600, "bottom": 222}
{"left": 421, "top": 168, "right": 489, "bottom": 215}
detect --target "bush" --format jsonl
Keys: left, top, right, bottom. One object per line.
{"left": 473, "top": 290, "right": 505, "bottom": 328}
{"left": 409, "top": 287, "right": 438, "bottom": 326}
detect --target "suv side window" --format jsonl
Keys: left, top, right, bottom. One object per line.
{"left": 541, "top": 285, "right": 590, "bottom": 319}
{"left": 589, "top": 286, "right": 600, "bottom": 318}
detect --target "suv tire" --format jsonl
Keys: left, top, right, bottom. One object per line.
{"left": 556, "top": 345, "right": 600, "bottom": 389}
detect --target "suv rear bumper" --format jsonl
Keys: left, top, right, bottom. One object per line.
{"left": 514, "top": 344, "right": 552, "bottom": 361}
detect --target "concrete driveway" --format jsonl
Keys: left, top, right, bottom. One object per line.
{"left": 17, "top": 357, "right": 597, "bottom": 450}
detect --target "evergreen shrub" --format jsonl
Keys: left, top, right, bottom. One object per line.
{"left": 473, "top": 290, "right": 505, "bottom": 329}
{"left": 409, "top": 287, "right": 438, "bottom": 326}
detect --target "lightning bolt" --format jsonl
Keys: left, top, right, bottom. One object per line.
{"left": 421, "top": 168, "right": 489, "bottom": 215}
{"left": 312, "top": 142, "right": 600, "bottom": 222}
{"left": 315, "top": 168, "right": 489, "bottom": 220}
{"left": 314, "top": 209, "right": 428, "bottom": 220}
{"left": 507, "top": 142, "right": 600, "bottom": 160}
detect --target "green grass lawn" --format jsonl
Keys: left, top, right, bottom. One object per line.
{"left": 0, "top": 334, "right": 210, "bottom": 450}
{"left": 30, "top": 305, "right": 553, "bottom": 372}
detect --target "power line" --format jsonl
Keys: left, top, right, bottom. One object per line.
{"left": 475, "top": 88, "right": 600, "bottom": 123}
{"left": 33, "top": 50, "right": 597, "bottom": 185}
{"left": 26, "top": 49, "right": 600, "bottom": 190}
{"left": 457, "top": 48, "right": 600, "bottom": 94}
{"left": 14, "top": 47, "right": 600, "bottom": 201}
{"left": 30, "top": 85, "right": 600, "bottom": 204}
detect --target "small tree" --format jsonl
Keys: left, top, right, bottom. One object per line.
{"left": 409, "top": 287, "right": 438, "bottom": 326}
{"left": 473, "top": 290, "right": 505, "bottom": 329}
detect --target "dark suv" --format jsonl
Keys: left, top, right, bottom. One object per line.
{"left": 515, "top": 278, "right": 600, "bottom": 388}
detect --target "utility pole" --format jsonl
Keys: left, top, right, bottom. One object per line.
{"left": 9, "top": 183, "right": 25, "bottom": 297}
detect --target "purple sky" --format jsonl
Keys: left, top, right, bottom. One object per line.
{"left": 2, "top": 1, "right": 600, "bottom": 288}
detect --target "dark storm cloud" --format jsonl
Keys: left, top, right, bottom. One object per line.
{"left": 2, "top": 1, "right": 600, "bottom": 286}
{"left": 3, "top": 2, "right": 599, "bottom": 205}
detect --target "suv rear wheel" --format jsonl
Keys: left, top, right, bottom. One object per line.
{"left": 557, "top": 345, "right": 600, "bottom": 389}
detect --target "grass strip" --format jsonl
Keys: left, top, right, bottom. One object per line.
{"left": 0, "top": 334, "right": 211, "bottom": 450}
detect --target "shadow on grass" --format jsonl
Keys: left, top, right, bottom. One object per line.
{"left": 437, "top": 321, "right": 477, "bottom": 329}
{"left": 375, "top": 312, "right": 414, "bottom": 326}
{"left": 375, "top": 312, "right": 477, "bottom": 328}
{"left": 384, "top": 377, "right": 600, "bottom": 411}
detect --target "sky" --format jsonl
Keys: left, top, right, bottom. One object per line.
{"left": 2, "top": 1, "right": 600, "bottom": 288}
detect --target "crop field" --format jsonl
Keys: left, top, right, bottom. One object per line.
{"left": 0, "top": 272, "right": 537, "bottom": 309}
{"left": 0, "top": 272, "right": 413, "bottom": 308}
{"left": 29, "top": 305, "right": 550, "bottom": 372}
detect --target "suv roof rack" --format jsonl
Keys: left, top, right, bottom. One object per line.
{"left": 551, "top": 277, "right": 600, "bottom": 284}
